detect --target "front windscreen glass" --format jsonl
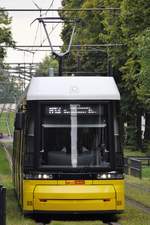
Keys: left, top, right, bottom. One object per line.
{"left": 40, "top": 103, "right": 110, "bottom": 168}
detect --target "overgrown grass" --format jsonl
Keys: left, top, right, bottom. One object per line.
{"left": 125, "top": 175, "right": 150, "bottom": 207}
{"left": 142, "top": 167, "right": 150, "bottom": 178}
{"left": 0, "top": 145, "right": 10, "bottom": 175}
{"left": 0, "top": 145, "right": 36, "bottom": 225}
{"left": 124, "top": 143, "right": 150, "bottom": 158}
{"left": 119, "top": 203, "right": 150, "bottom": 225}
{"left": 6, "top": 189, "right": 37, "bottom": 225}
{"left": 0, "top": 112, "right": 15, "bottom": 134}
{"left": 125, "top": 175, "right": 150, "bottom": 188}
{"left": 124, "top": 148, "right": 146, "bottom": 157}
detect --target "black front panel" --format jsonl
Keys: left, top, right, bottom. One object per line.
{"left": 23, "top": 100, "right": 123, "bottom": 174}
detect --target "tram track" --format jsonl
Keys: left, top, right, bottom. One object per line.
{"left": 35, "top": 221, "right": 122, "bottom": 225}
{"left": 106, "top": 223, "right": 121, "bottom": 225}
{"left": 34, "top": 220, "right": 121, "bottom": 225}
{"left": 36, "top": 223, "right": 48, "bottom": 225}
{"left": 33, "top": 213, "right": 122, "bottom": 225}
{"left": 126, "top": 196, "right": 150, "bottom": 214}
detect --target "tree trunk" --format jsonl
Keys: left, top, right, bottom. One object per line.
{"left": 144, "top": 112, "right": 150, "bottom": 141}
{"left": 126, "top": 114, "right": 136, "bottom": 148}
{"left": 136, "top": 111, "right": 142, "bottom": 150}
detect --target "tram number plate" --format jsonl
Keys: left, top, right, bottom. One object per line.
{"left": 65, "top": 180, "right": 85, "bottom": 185}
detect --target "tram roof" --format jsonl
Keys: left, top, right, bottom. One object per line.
{"left": 27, "top": 76, "right": 120, "bottom": 101}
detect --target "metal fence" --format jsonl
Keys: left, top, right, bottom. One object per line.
{"left": 124, "top": 156, "right": 150, "bottom": 179}
{"left": 0, "top": 186, "right": 6, "bottom": 225}
{"left": 130, "top": 158, "right": 142, "bottom": 179}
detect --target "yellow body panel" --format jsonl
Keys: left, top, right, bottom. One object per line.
{"left": 34, "top": 184, "right": 115, "bottom": 199}
{"left": 34, "top": 199, "right": 116, "bottom": 211}
{"left": 23, "top": 179, "right": 124, "bottom": 212}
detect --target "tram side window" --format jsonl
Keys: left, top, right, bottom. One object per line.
{"left": 24, "top": 116, "right": 34, "bottom": 167}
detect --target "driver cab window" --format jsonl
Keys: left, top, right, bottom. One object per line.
{"left": 40, "top": 103, "right": 110, "bottom": 168}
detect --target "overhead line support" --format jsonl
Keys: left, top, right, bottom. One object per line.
{"left": 1, "top": 44, "right": 124, "bottom": 48}
{"left": 0, "top": 8, "right": 120, "bottom": 12}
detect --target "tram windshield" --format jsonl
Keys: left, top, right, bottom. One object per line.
{"left": 40, "top": 103, "right": 110, "bottom": 168}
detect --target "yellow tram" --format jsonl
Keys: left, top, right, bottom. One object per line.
{"left": 13, "top": 76, "right": 124, "bottom": 215}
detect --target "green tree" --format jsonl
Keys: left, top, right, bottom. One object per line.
{"left": 101, "top": 0, "right": 150, "bottom": 149}
{"left": 0, "top": 9, "right": 15, "bottom": 103}
{"left": 0, "top": 9, "right": 14, "bottom": 66}
{"left": 135, "top": 29, "right": 150, "bottom": 143}
{"left": 61, "top": 0, "right": 107, "bottom": 75}
{"left": 61, "top": 0, "right": 150, "bottom": 149}
{"left": 136, "top": 30, "right": 150, "bottom": 103}
{"left": 36, "top": 55, "right": 58, "bottom": 76}
{"left": 119, "top": 0, "right": 150, "bottom": 148}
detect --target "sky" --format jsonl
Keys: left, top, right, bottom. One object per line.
{"left": 0, "top": 0, "right": 63, "bottom": 63}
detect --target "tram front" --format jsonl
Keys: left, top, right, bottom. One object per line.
{"left": 23, "top": 76, "right": 124, "bottom": 214}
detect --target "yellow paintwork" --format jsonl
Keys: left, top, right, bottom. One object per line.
{"left": 34, "top": 184, "right": 115, "bottom": 200}
{"left": 34, "top": 199, "right": 116, "bottom": 211}
{"left": 23, "top": 179, "right": 124, "bottom": 212}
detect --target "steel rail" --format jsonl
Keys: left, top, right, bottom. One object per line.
{"left": 36, "top": 223, "right": 47, "bottom": 225}
{"left": 107, "top": 223, "right": 121, "bottom": 225}
{"left": 102, "top": 219, "right": 121, "bottom": 225}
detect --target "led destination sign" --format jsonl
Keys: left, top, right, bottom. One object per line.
{"left": 45, "top": 105, "right": 98, "bottom": 116}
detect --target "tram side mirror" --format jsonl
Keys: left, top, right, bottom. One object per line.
{"left": 15, "top": 112, "right": 25, "bottom": 130}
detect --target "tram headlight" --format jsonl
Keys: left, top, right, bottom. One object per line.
{"left": 40, "top": 174, "right": 53, "bottom": 179}
{"left": 97, "top": 173, "right": 107, "bottom": 179}
{"left": 101, "top": 174, "right": 107, "bottom": 179}
{"left": 97, "top": 172, "right": 123, "bottom": 179}
{"left": 24, "top": 173, "right": 53, "bottom": 180}
{"left": 43, "top": 174, "right": 49, "bottom": 179}
{"left": 38, "top": 174, "right": 42, "bottom": 179}
{"left": 107, "top": 174, "right": 111, "bottom": 179}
